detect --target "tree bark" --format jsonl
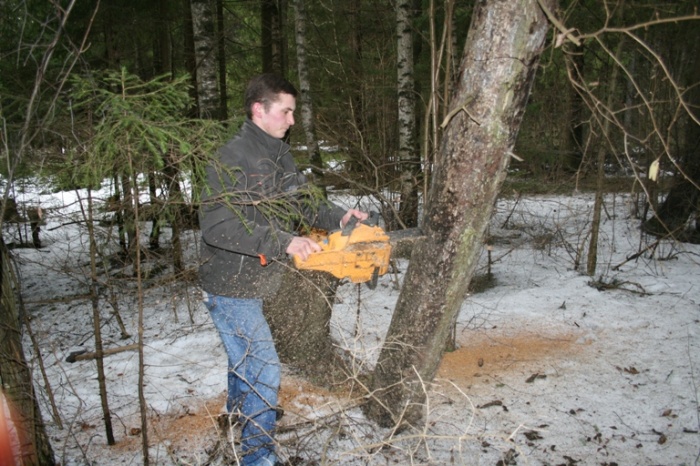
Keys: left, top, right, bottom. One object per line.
{"left": 216, "top": 0, "right": 228, "bottom": 120}
{"left": 264, "top": 270, "right": 347, "bottom": 387}
{"left": 0, "top": 240, "right": 55, "bottom": 465}
{"left": 292, "top": 0, "right": 325, "bottom": 190}
{"left": 183, "top": 0, "right": 199, "bottom": 116}
{"left": 82, "top": 189, "right": 116, "bottom": 445}
{"left": 396, "top": 0, "right": 420, "bottom": 228}
{"left": 364, "top": 0, "right": 554, "bottom": 428}
{"left": 191, "top": 0, "right": 221, "bottom": 119}
{"left": 262, "top": 0, "right": 288, "bottom": 77}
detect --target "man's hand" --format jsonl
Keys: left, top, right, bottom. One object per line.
{"left": 286, "top": 236, "right": 322, "bottom": 262}
{"left": 340, "top": 209, "right": 369, "bottom": 229}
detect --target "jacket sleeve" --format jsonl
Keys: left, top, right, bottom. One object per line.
{"left": 199, "top": 161, "right": 294, "bottom": 260}
{"left": 310, "top": 200, "right": 347, "bottom": 232}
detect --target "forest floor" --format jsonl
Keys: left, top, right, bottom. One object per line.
{"left": 5, "top": 187, "right": 700, "bottom": 465}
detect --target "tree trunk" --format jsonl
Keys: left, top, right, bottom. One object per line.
{"left": 82, "top": 189, "right": 116, "bottom": 445}
{"left": 0, "top": 239, "right": 55, "bottom": 465}
{"left": 564, "top": 42, "right": 585, "bottom": 171}
{"left": 183, "top": 0, "right": 199, "bottom": 116}
{"left": 292, "top": 0, "right": 325, "bottom": 190}
{"left": 120, "top": 173, "right": 137, "bottom": 259}
{"left": 163, "top": 152, "right": 184, "bottom": 273}
{"left": 262, "top": 0, "right": 288, "bottom": 77}
{"left": 264, "top": 270, "right": 347, "bottom": 387}
{"left": 587, "top": 34, "right": 625, "bottom": 276}
{"left": 155, "top": 0, "right": 172, "bottom": 78}
{"left": 148, "top": 171, "right": 161, "bottom": 251}
{"left": 215, "top": 0, "right": 228, "bottom": 120}
{"left": 396, "top": 0, "right": 420, "bottom": 228}
{"left": 364, "top": 0, "right": 554, "bottom": 428}
{"left": 191, "top": 0, "right": 221, "bottom": 119}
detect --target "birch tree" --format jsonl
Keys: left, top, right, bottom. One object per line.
{"left": 396, "top": 0, "right": 420, "bottom": 228}
{"left": 191, "top": 0, "right": 221, "bottom": 119}
{"left": 365, "top": 0, "right": 556, "bottom": 428}
{"left": 292, "top": 0, "right": 324, "bottom": 185}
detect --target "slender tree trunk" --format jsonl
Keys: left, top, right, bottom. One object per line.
{"left": 183, "top": 0, "right": 199, "bottom": 116}
{"left": 348, "top": 0, "right": 365, "bottom": 151}
{"left": 163, "top": 153, "right": 184, "bottom": 272}
{"left": 292, "top": 0, "right": 325, "bottom": 190}
{"left": 587, "top": 37, "right": 624, "bottom": 276}
{"left": 0, "top": 240, "right": 55, "bottom": 465}
{"left": 155, "top": 0, "right": 172, "bottom": 78}
{"left": 108, "top": 175, "right": 126, "bottom": 254}
{"left": 120, "top": 173, "right": 136, "bottom": 259}
{"left": 148, "top": 171, "right": 161, "bottom": 250}
{"left": 216, "top": 0, "right": 228, "bottom": 120}
{"left": 565, "top": 43, "right": 585, "bottom": 171}
{"left": 396, "top": 0, "right": 420, "bottom": 228}
{"left": 79, "top": 189, "right": 116, "bottom": 445}
{"left": 365, "top": 0, "right": 554, "bottom": 428}
{"left": 128, "top": 162, "right": 151, "bottom": 466}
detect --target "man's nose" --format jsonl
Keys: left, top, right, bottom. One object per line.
{"left": 288, "top": 114, "right": 295, "bottom": 126}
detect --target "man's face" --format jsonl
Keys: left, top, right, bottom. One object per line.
{"left": 252, "top": 92, "right": 296, "bottom": 139}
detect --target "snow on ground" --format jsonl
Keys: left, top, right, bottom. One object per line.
{"left": 3, "top": 188, "right": 700, "bottom": 465}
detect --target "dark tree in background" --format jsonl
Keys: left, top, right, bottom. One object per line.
{"left": 262, "top": 0, "right": 289, "bottom": 77}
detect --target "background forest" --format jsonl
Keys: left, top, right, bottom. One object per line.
{"left": 1, "top": 0, "right": 699, "bottom": 465}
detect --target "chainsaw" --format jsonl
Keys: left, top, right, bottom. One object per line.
{"left": 292, "top": 211, "right": 391, "bottom": 289}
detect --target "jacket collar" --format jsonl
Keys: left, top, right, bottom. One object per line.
{"left": 242, "top": 118, "right": 290, "bottom": 156}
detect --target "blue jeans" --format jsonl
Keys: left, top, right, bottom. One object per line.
{"left": 206, "top": 295, "right": 280, "bottom": 466}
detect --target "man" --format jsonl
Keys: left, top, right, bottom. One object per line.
{"left": 199, "top": 73, "right": 366, "bottom": 466}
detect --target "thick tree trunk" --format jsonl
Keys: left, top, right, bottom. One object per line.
{"left": 364, "top": 0, "right": 554, "bottom": 428}
{"left": 264, "top": 270, "right": 347, "bottom": 387}
{"left": 0, "top": 240, "right": 55, "bottom": 465}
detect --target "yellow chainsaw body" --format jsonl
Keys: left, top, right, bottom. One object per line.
{"left": 293, "top": 224, "right": 392, "bottom": 283}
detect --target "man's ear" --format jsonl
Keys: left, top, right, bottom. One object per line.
{"left": 251, "top": 101, "right": 264, "bottom": 119}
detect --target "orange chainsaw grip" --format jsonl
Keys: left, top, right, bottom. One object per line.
{"left": 258, "top": 254, "right": 268, "bottom": 266}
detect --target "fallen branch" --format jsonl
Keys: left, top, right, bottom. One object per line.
{"left": 66, "top": 343, "right": 138, "bottom": 363}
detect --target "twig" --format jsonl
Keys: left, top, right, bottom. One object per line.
{"left": 440, "top": 96, "right": 479, "bottom": 128}
{"left": 537, "top": 0, "right": 581, "bottom": 47}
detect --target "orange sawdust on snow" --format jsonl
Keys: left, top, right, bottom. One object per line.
{"left": 106, "top": 331, "right": 589, "bottom": 456}
{"left": 438, "top": 329, "right": 587, "bottom": 384}
{"left": 108, "top": 376, "right": 353, "bottom": 455}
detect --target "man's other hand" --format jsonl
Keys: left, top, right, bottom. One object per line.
{"left": 340, "top": 209, "right": 368, "bottom": 229}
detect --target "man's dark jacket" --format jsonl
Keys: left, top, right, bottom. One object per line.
{"left": 199, "top": 119, "right": 346, "bottom": 299}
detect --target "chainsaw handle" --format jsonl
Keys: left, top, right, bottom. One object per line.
{"left": 341, "top": 216, "right": 359, "bottom": 236}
